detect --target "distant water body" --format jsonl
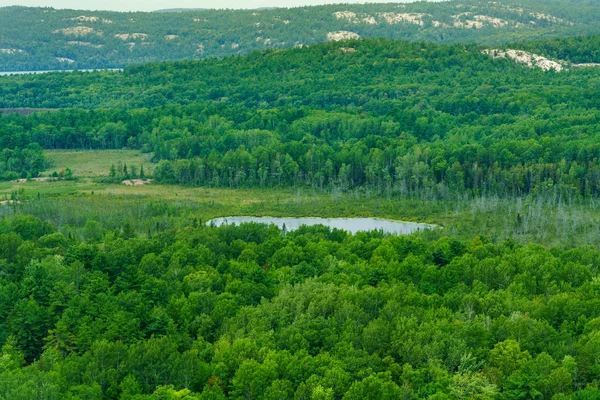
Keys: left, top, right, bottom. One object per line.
{"left": 0, "top": 68, "right": 123, "bottom": 76}
{"left": 207, "top": 216, "right": 435, "bottom": 235}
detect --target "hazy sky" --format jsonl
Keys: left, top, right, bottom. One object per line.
{"left": 0, "top": 0, "right": 419, "bottom": 12}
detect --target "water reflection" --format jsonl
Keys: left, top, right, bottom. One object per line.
{"left": 207, "top": 216, "right": 435, "bottom": 235}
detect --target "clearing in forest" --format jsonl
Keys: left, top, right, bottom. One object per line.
{"left": 45, "top": 150, "right": 153, "bottom": 178}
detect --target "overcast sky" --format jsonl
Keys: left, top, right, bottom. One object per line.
{"left": 0, "top": 0, "right": 421, "bottom": 12}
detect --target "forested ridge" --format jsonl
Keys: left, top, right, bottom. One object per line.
{"left": 1, "top": 0, "right": 600, "bottom": 71}
{"left": 2, "top": 38, "right": 600, "bottom": 198}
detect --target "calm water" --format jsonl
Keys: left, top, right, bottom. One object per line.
{"left": 207, "top": 216, "right": 435, "bottom": 235}
{"left": 0, "top": 68, "right": 123, "bottom": 76}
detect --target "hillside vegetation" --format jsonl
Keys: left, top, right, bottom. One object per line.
{"left": 1, "top": 38, "right": 600, "bottom": 200}
{"left": 1, "top": 0, "right": 600, "bottom": 71}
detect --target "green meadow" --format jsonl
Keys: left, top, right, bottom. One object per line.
{"left": 44, "top": 149, "right": 154, "bottom": 178}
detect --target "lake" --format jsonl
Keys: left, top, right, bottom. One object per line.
{"left": 207, "top": 216, "right": 435, "bottom": 235}
{"left": 0, "top": 68, "right": 123, "bottom": 76}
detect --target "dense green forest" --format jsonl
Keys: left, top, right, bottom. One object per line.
{"left": 507, "top": 33, "right": 600, "bottom": 64}
{"left": 2, "top": 38, "right": 600, "bottom": 198}
{"left": 0, "top": 142, "right": 48, "bottom": 180}
{"left": 1, "top": 0, "right": 600, "bottom": 71}
{"left": 2, "top": 213, "right": 600, "bottom": 398}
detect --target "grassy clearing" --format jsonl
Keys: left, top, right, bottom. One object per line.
{"left": 2, "top": 179, "right": 600, "bottom": 248}
{"left": 44, "top": 149, "right": 153, "bottom": 177}
{"left": 0, "top": 180, "right": 104, "bottom": 197}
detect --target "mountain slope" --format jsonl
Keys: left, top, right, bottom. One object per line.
{"left": 1, "top": 0, "right": 600, "bottom": 71}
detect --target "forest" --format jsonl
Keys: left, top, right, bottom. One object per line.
{"left": 1, "top": 38, "right": 600, "bottom": 198}
{"left": 1, "top": 0, "right": 600, "bottom": 71}
{"left": 2, "top": 3, "right": 600, "bottom": 398}
{"left": 2, "top": 213, "right": 600, "bottom": 399}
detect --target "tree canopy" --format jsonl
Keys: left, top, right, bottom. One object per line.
{"left": 0, "top": 215, "right": 598, "bottom": 398}
{"left": 1, "top": 37, "right": 600, "bottom": 199}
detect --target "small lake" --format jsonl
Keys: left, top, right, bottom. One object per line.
{"left": 207, "top": 216, "right": 435, "bottom": 235}
{"left": 0, "top": 68, "right": 123, "bottom": 76}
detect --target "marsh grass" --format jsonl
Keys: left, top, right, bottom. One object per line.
{"left": 1, "top": 150, "right": 598, "bottom": 248}
{"left": 0, "top": 183, "right": 598, "bottom": 249}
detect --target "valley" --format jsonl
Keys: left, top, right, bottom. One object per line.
{"left": 1, "top": 1, "right": 600, "bottom": 398}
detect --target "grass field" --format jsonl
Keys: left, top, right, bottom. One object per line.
{"left": 45, "top": 149, "right": 153, "bottom": 177}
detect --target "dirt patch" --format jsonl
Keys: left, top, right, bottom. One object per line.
{"left": 69, "top": 15, "right": 99, "bottom": 22}
{"left": 474, "top": 15, "right": 508, "bottom": 27}
{"left": 56, "top": 57, "right": 75, "bottom": 64}
{"left": 378, "top": 12, "right": 429, "bottom": 26}
{"left": 452, "top": 13, "right": 483, "bottom": 28}
{"left": 122, "top": 179, "right": 153, "bottom": 186}
{"left": 484, "top": 49, "right": 564, "bottom": 72}
{"left": 572, "top": 63, "right": 600, "bottom": 68}
{"left": 115, "top": 33, "right": 148, "bottom": 41}
{"left": 363, "top": 16, "right": 377, "bottom": 25}
{"left": 452, "top": 14, "right": 510, "bottom": 29}
{"left": 333, "top": 11, "right": 357, "bottom": 22}
{"left": 529, "top": 12, "right": 570, "bottom": 25}
{"left": 54, "top": 26, "right": 99, "bottom": 36}
{"left": 0, "top": 200, "right": 22, "bottom": 206}
{"left": 11, "top": 177, "right": 58, "bottom": 183}
{"left": 0, "top": 48, "right": 25, "bottom": 55}
{"left": 67, "top": 41, "right": 104, "bottom": 48}
{"left": 327, "top": 31, "right": 360, "bottom": 41}
{"left": 68, "top": 15, "right": 112, "bottom": 23}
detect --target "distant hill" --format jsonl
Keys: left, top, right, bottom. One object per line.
{"left": 0, "top": 0, "right": 600, "bottom": 71}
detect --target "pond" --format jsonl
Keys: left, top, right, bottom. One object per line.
{"left": 206, "top": 216, "right": 435, "bottom": 235}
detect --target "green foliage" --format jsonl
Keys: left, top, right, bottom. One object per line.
{"left": 0, "top": 214, "right": 597, "bottom": 397}
{"left": 2, "top": 37, "right": 600, "bottom": 196}
{"left": 449, "top": 372, "right": 498, "bottom": 399}
{"left": 342, "top": 373, "right": 401, "bottom": 400}
{"left": 1, "top": 5, "right": 600, "bottom": 398}
{"left": 0, "top": 143, "right": 48, "bottom": 181}
{"left": 509, "top": 34, "right": 600, "bottom": 64}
